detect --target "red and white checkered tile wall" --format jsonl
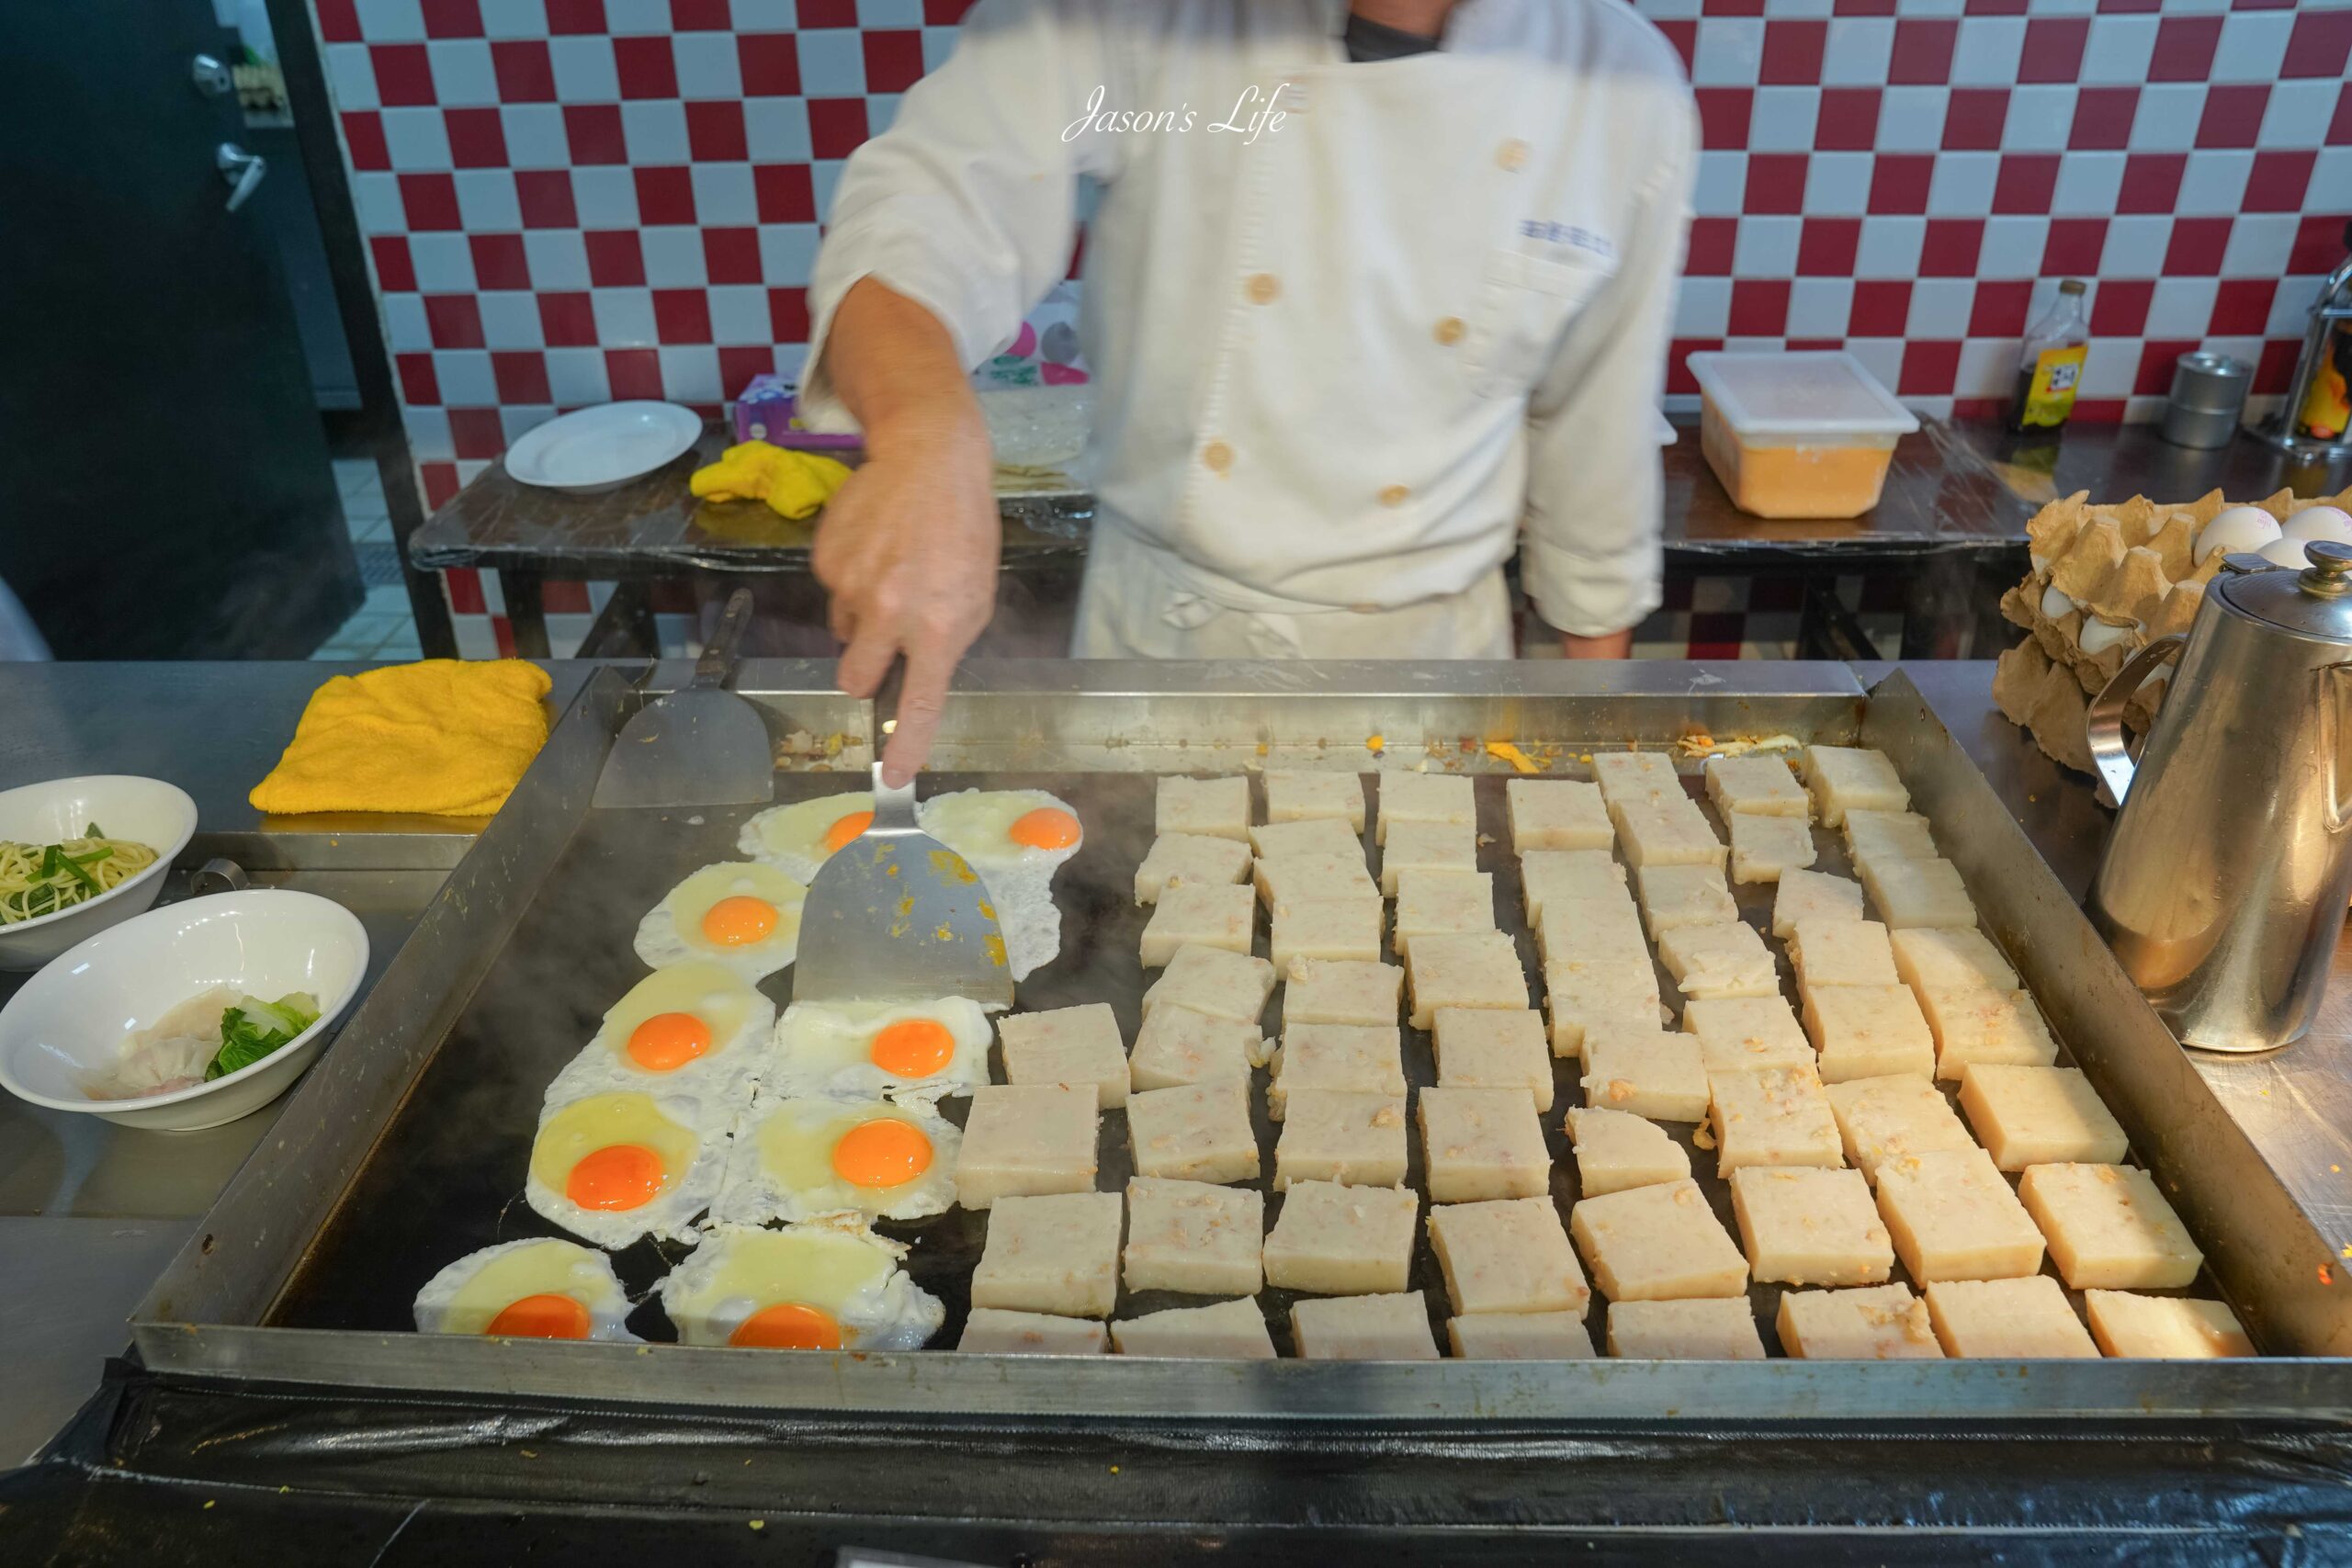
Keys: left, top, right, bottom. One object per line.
{"left": 311, "top": 0, "right": 2352, "bottom": 656}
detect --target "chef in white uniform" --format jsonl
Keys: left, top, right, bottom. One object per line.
{"left": 799, "top": 0, "right": 1698, "bottom": 782}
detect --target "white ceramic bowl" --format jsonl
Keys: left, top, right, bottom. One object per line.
{"left": 0, "top": 775, "right": 198, "bottom": 972}
{"left": 503, "top": 401, "right": 702, "bottom": 494}
{"left": 0, "top": 889, "right": 368, "bottom": 1131}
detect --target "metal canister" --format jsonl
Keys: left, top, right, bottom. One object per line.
{"left": 2086, "top": 543, "right": 2352, "bottom": 1051}
{"left": 2160, "top": 352, "right": 2251, "bottom": 449}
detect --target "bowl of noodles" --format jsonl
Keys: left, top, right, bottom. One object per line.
{"left": 0, "top": 775, "right": 198, "bottom": 972}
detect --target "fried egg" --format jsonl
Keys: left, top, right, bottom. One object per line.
{"left": 413, "top": 1237, "right": 639, "bottom": 1341}
{"left": 658, "top": 1218, "right": 944, "bottom": 1350}
{"left": 547, "top": 960, "right": 775, "bottom": 1102}
{"left": 714, "top": 1095, "right": 961, "bottom": 1224}
{"left": 914, "top": 788, "right": 1083, "bottom": 980}
{"left": 634, "top": 861, "right": 808, "bottom": 982}
{"left": 763, "top": 996, "right": 993, "bottom": 1100}
{"left": 525, "top": 1089, "right": 726, "bottom": 1247}
{"left": 739, "top": 791, "right": 877, "bottom": 884}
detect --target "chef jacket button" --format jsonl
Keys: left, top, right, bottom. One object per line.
{"left": 1203, "top": 440, "right": 1234, "bottom": 474}
{"left": 1246, "top": 273, "right": 1281, "bottom": 305}
{"left": 1434, "top": 316, "right": 1465, "bottom": 346}
{"left": 1378, "top": 484, "right": 1410, "bottom": 507}
{"left": 1496, "top": 139, "right": 1529, "bottom": 172}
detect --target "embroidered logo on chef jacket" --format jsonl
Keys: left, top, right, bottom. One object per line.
{"left": 1517, "top": 220, "right": 1617, "bottom": 264}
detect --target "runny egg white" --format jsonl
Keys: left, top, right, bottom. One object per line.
{"left": 762, "top": 997, "right": 992, "bottom": 1100}
{"left": 658, "top": 1219, "right": 944, "bottom": 1350}
{"left": 738, "top": 791, "right": 877, "bottom": 885}
{"left": 713, "top": 1095, "right": 961, "bottom": 1224}
{"left": 413, "top": 1237, "right": 639, "bottom": 1341}
{"left": 914, "top": 788, "right": 1083, "bottom": 981}
{"left": 634, "top": 862, "right": 808, "bottom": 982}
{"left": 547, "top": 960, "right": 775, "bottom": 1102}
{"left": 526, "top": 1089, "right": 726, "bottom": 1248}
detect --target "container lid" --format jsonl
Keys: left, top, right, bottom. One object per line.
{"left": 1685, "top": 351, "right": 1921, "bottom": 442}
{"left": 2217, "top": 541, "right": 2352, "bottom": 643}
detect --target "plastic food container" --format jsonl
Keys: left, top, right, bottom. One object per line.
{"left": 1687, "top": 351, "right": 1920, "bottom": 520}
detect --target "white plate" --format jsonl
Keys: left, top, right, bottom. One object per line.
{"left": 0, "top": 889, "right": 369, "bottom": 1131}
{"left": 0, "top": 775, "right": 198, "bottom": 972}
{"left": 503, "top": 402, "right": 703, "bottom": 494}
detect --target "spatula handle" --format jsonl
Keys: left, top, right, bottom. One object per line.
{"left": 695, "top": 586, "right": 755, "bottom": 690}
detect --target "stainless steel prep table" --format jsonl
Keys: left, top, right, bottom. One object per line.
{"left": 9, "top": 658, "right": 2352, "bottom": 1560}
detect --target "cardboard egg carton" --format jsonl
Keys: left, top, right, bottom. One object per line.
{"left": 1995, "top": 484, "right": 2352, "bottom": 773}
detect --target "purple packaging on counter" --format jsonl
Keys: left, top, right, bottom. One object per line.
{"left": 730, "top": 375, "right": 862, "bottom": 451}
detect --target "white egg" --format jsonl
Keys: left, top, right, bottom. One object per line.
{"left": 2284, "top": 505, "right": 2352, "bottom": 546}
{"left": 738, "top": 791, "right": 876, "bottom": 884}
{"left": 712, "top": 1094, "right": 961, "bottom": 1224}
{"left": 2040, "top": 583, "right": 2076, "bottom": 620}
{"left": 634, "top": 862, "right": 808, "bottom": 982}
{"left": 547, "top": 960, "right": 775, "bottom": 1102}
{"left": 763, "top": 997, "right": 992, "bottom": 1100}
{"left": 2195, "top": 505, "right": 2283, "bottom": 564}
{"left": 413, "top": 1237, "right": 639, "bottom": 1340}
{"left": 658, "top": 1219, "right": 943, "bottom": 1350}
{"left": 2259, "top": 536, "right": 2312, "bottom": 570}
{"left": 914, "top": 789, "right": 1083, "bottom": 979}
{"left": 525, "top": 1088, "right": 729, "bottom": 1247}
{"left": 2078, "top": 618, "right": 2136, "bottom": 656}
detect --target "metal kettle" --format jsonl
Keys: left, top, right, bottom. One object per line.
{"left": 2087, "top": 539, "right": 2352, "bottom": 1052}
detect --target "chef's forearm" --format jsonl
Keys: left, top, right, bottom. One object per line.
{"left": 1561, "top": 628, "right": 1634, "bottom": 660}
{"left": 821, "top": 277, "right": 989, "bottom": 462}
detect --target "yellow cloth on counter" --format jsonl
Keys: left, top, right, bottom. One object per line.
{"left": 689, "top": 441, "right": 852, "bottom": 519}
{"left": 249, "top": 660, "right": 554, "bottom": 818}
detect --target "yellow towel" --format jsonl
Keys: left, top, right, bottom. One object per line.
{"left": 250, "top": 660, "right": 554, "bottom": 818}
{"left": 689, "top": 442, "right": 852, "bottom": 519}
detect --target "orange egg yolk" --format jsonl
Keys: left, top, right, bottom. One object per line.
{"left": 867, "top": 1017, "right": 956, "bottom": 1077}
{"left": 831, "top": 1117, "right": 935, "bottom": 1189}
{"left": 486, "top": 1292, "right": 593, "bottom": 1339}
{"left": 567, "top": 1143, "right": 667, "bottom": 1211}
{"left": 729, "top": 1302, "right": 842, "bottom": 1350}
{"left": 701, "top": 895, "right": 778, "bottom": 946}
{"left": 823, "top": 809, "right": 875, "bottom": 852}
{"left": 626, "top": 1010, "right": 712, "bottom": 1071}
{"left": 1009, "top": 807, "right": 1081, "bottom": 851}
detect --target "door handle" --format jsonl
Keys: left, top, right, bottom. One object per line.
{"left": 191, "top": 53, "right": 234, "bottom": 96}
{"left": 215, "top": 142, "right": 266, "bottom": 213}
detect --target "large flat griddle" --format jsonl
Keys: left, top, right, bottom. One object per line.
{"left": 134, "top": 661, "right": 2352, "bottom": 1421}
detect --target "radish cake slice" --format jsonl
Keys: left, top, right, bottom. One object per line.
{"left": 1291, "top": 1292, "right": 1441, "bottom": 1359}
{"left": 1704, "top": 753, "right": 1812, "bottom": 819}
{"left": 1273, "top": 1089, "right": 1408, "bottom": 1190}
{"left": 1125, "top": 1077, "right": 1259, "bottom": 1185}
{"left": 1263, "top": 770, "right": 1366, "bottom": 830}
{"left": 1803, "top": 745, "right": 1909, "bottom": 828}
{"left": 999, "top": 1003, "right": 1131, "bottom": 1108}
{"left": 1142, "top": 945, "right": 1276, "bottom": 1026}
{"left": 1607, "top": 1298, "right": 1764, "bottom": 1359}
{"left": 1776, "top": 1283, "right": 1942, "bottom": 1360}
{"left": 1873, "top": 1147, "right": 2043, "bottom": 1281}
{"left": 1824, "top": 1074, "right": 1977, "bottom": 1186}
{"left": 1419, "top": 1086, "right": 1552, "bottom": 1202}
{"left": 1269, "top": 1022, "right": 1405, "bottom": 1120}
{"left": 1569, "top": 1179, "right": 1748, "bottom": 1301}
{"left": 958, "top": 1308, "right": 1108, "bottom": 1356}
{"left": 1581, "top": 1027, "right": 1710, "bottom": 1122}
{"left": 2018, "top": 1163, "right": 2202, "bottom": 1291}
{"left": 1157, "top": 775, "right": 1250, "bottom": 841}
{"left": 1376, "top": 772, "right": 1475, "bottom": 844}
{"left": 1707, "top": 1064, "right": 1843, "bottom": 1173}
{"left": 1506, "top": 778, "right": 1613, "bottom": 852}
{"left": 1432, "top": 1007, "right": 1555, "bottom": 1111}
{"left": 1925, "top": 1276, "right": 2098, "bottom": 1359}
{"left": 1772, "top": 868, "right": 1864, "bottom": 940}
{"left": 1427, "top": 1196, "right": 1591, "bottom": 1316}
{"left": 1128, "top": 1004, "right": 1271, "bottom": 1091}
{"left": 1283, "top": 956, "right": 1403, "bottom": 1027}
{"left": 1393, "top": 870, "right": 1497, "bottom": 959}
{"left": 1111, "top": 1297, "right": 1276, "bottom": 1359}
{"left": 1262, "top": 1179, "right": 1419, "bottom": 1293}
{"left": 1729, "top": 812, "right": 1817, "bottom": 885}
{"left": 1682, "top": 996, "right": 1814, "bottom": 1073}
{"left": 1449, "top": 1312, "right": 1595, "bottom": 1359}
{"left": 1566, "top": 1106, "right": 1692, "bottom": 1196}
{"left": 971, "top": 1191, "right": 1124, "bottom": 1318}
{"left": 1124, "top": 1177, "right": 1264, "bottom": 1296}
{"left": 1728, "top": 1166, "right": 1894, "bottom": 1286}
{"left": 1271, "top": 897, "right": 1384, "bottom": 970}
{"left": 1959, "top": 1065, "right": 2129, "bottom": 1170}
{"left": 1379, "top": 818, "right": 1477, "bottom": 897}
{"left": 1135, "top": 833, "right": 1253, "bottom": 905}
{"left": 2085, "top": 1292, "right": 2255, "bottom": 1359}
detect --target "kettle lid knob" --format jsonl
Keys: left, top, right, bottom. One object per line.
{"left": 2305, "top": 540, "right": 2352, "bottom": 581}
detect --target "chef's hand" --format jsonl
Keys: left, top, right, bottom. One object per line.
{"left": 811, "top": 279, "right": 1001, "bottom": 786}
{"left": 1562, "top": 628, "right": 1634, "bottom": 659}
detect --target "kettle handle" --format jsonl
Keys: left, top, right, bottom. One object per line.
{"left": 2086, "top": 635, "right": 2186, "bottom": 804}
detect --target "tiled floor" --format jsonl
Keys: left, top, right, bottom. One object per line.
{"left": 312, "top": 458, "right": 424, "bottom": 662}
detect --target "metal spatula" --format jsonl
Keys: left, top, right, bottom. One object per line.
{"left": 593, "top": 586, "right": 774, "bottom": 809}
{"left": 793, "top": 682, "right": 1012, "bottom": 1009}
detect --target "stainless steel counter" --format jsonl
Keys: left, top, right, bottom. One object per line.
{"left": 6, "top": 657, "right": 2352, "bottom": 1459}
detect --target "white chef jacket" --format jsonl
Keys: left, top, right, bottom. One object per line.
{"left": 798, "top": 0, "right": 1698, "bottom": 654}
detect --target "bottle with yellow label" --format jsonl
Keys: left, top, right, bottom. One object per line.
{"left": 2007, "top": 278, "right": 2091, "bottom": 434}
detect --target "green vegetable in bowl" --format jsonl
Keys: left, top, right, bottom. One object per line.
{"left": 205, "top": 991, "right": 322, "bottom": 1081}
